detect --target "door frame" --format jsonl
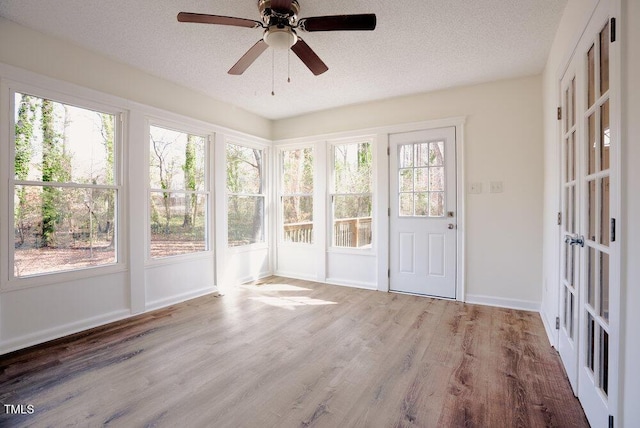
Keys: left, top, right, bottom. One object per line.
{"left": 383, "top": 118, "right": 466, "bottom": 301}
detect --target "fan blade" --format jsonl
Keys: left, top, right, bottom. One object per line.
{"left": 177, "top": 12, "right": 262, "bottom": 29}
{"left": 270, "top": 0, "right": 293, "bottom": 12}
{"left": 299, "top": 14, "right": 377, "bottom": 32}
{"left": 228, "top": 40, "right": 269, "bottom": 75}
{"left": 291, "top": 39, "right": 328, "bottom": 76}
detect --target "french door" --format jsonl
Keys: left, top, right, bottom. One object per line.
{"left": 389, "top": 127, "right": 456, "bottom": 298}
{"left": 558, "top": 1, "right": 619, "bottom": 426}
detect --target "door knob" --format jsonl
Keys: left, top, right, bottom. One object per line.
{"left": 448, "top": 223, "right": 455, "bottom": 230}
{"left": 564, "top": 234, "right": 585, "bottom": 247}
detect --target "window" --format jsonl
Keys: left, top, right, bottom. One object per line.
{"left": 12, "top": 92, "right": 119, "bottom": 277}
{"left": 149, "top": 125, "right": 208, "bottom": 258}
{"left": 226, "top": 143, "right": 265, "bottom": 247}
{"left": 281, "top": 147, "right": 313, "bottom": 244}
{"left": 398, "top": 141, "right": 446, "bottom": 217}
{"left": 331, "top": 141, "right": 373, "bottom": 248}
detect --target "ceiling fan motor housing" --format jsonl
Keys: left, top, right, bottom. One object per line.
{"left": 258, "top": 0, "right": 300, "bottom": 27}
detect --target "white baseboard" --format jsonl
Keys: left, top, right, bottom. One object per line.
{"left": 0, "top": 309, "right": 131, "bottom": 356}
{"left": 145, "top": 286, "right": 219, "bottom": 312}
{"left": 465, "top": 293, "right": 541, "bottom": 312}
{"left": 540, "top": 310, "right": 559, "bottom": 348}
{"left": 325, "top": 277, "right": 377, "bottom": 291}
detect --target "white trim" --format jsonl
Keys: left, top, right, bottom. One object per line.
{"left": 0, "top": 309, "right": 131, "bottom": 355}
{"left": 325, "top": 277, "right": 377, "bottom": 291}
{"left": 144, "top": 286, "right": 219, "bottom": 312}
{"left": 465, "top": 294, "right": 541, "bottom": 312}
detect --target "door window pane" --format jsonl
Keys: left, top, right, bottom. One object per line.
{"left": 588, "top": 180, "right": 596, "bottom": 241}
{"left": 600, "top": 252, "right": 610, "bottom": 322}
{"left": 599, "top": 328, "right": 609, "bottom": 395}
{"left": 601, "top": 100, "right": 610, "bottom": 171}
{"left": 587, "top": 313, "right": 595, "bottom": 372}
{"left": 588, "top": 113, "right": 596, "bottom": 175}
{"left": 600, "top": 21, "right": 610, "bottom": 95}
{"left": 398, "top": 141, "right": 446, "bottom": 218}
{"left": 588, "top": 247, "right": 596, "bottom": 308}
{"left": 587, "top": 44, "right": 595, "bottom": 107}
{"left": 601, "top": 177, "right": 610, "bottom": 246}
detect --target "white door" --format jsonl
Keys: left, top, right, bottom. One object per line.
{"left": 558, "top": 59, "right": 579, "bottom": 393}
{"left": 389, "top": 127, "right": 456, "bottom": 298}
{"left": 558, "top": 1, "right": 619, "bottom": 426}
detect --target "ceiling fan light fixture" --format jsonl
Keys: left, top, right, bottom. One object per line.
{"left": 263, "top": 27, "right": 297, "bottom": 49}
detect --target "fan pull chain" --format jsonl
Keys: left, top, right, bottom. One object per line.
{"left": 271, "top": 49, "right": 275, "bottom": 96}
{"left": 287, "top": 48, "right": 291, "bottom": 83}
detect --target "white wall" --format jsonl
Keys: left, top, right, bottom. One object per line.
{"left": 274, "top": 76, "right": 545, "bottom": 308}
{"left": 0, "top": 17, "right": 271, "bottom": 139}
{"left": 620, "top": 0, "right": 640, "bottom": 425}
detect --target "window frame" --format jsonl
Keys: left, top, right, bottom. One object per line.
{"left": 4, "top": 82, "right": 126, "bottom": 287}
{"left": 225, "top": 139, "right": 269, "bottom": 250}
{"left": 147, "top": 120, "right": 212, "bottom": 261}
{"left": 328, "top": 137, "right": 375, "bottom": 253}
{"left": 278, "top": 144, "right": 315, "bottom": 246}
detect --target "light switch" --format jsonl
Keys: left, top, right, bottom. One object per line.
{"left": 469, "top": 182, "right": 482, "bottom": 194}
{"left": 490, "top": 181, "right": 504, "bottom": 193}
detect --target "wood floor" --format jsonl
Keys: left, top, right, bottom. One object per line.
{"left": 0, "top": 277, "right": 588, "bottom": 427}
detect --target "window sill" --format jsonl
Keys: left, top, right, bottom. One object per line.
{"left": 2, "top": 263, "right": 128, "bottom": 293}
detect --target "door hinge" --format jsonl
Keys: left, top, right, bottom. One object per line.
{"left": 609, "top": 414, "right": 614, "bottom": 428}
{"left": 611, "top": 17, "right": 616, "bottom": 42}
{"left": 557, "top": 107, "right": 562, "bottom": 121}
{"left": 611, "top": 218, "right": 616, "bottom": 242}
{"left": 388, "top": 269, "right": 390, "bottom": 278}
{"left": 557, "top": 212, "right": 562, "bottom": 226}
{"left": 555, "top": 317, "right": 560, "bottom": 330}
{"left": 387, "top": 147, "right": 390, "bottom": 156}
{"left": 388, "top": 207, "right": 391, "bottom": 217}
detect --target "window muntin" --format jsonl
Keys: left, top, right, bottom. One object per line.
{"left": 226, "top": 143, "right": 265, "bottom": 247}
{"left": 149, "top": 125, "right": 208, "bottom": 258}
{"left": 398, "top": 141, "right": 445, "bottom": 217}
{"left": 281, "top": 147, "right": 313, "bottom": 244}
{"left": 12, "top": 92, "right": 119, "bottom": 277}
{"left": 331, "top": 141, "right": 372, "bottom": 248}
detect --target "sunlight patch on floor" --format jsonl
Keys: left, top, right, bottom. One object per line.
{"left": 249, "top": 295, "right": 337, "bottom": 310}
{"left": 245, "top": 283, "right": 312, "bottom": 292}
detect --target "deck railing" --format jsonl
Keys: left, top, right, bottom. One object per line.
{"left": 333, "top": 217, "right": 372, "bottom": 248}
{"left": 283, "top": 222, "right": 313, "bottom": 244}
{"left": 284, "top": 217, "right": 372, "bottom": 247}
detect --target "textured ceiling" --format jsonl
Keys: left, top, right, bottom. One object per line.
{"left": 0, "top": 0, "right": 567, "bottom": 120}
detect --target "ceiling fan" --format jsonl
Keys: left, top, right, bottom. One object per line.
{"left": 177, "top": 0, "right": 376, "bottom": 76}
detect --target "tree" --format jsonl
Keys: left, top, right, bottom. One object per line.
{"left": 14, "top": 94, "right": 37, "bottom": 246}
{"left": 40, "top": 99, "right": 72, "bottom": 247}
{"left": 99, "top": 113, "right": 115, "bottom": 243}
{"left": 150, "top": 135, "right": 177, "bottom": 233}
{"left": 40, "top": 99, "right": 58, "bottom": 247}
{"left": 183, "top": 135, "right": 197, "bottom": 227}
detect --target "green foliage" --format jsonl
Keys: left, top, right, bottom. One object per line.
{"left": 183, "top": 135, "right": 197, "bottom": 226}
{"left": 15, "top": 95, "right": 37, "bottom": 180}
